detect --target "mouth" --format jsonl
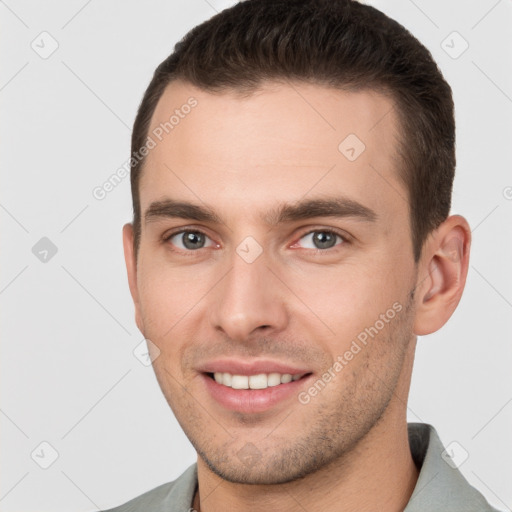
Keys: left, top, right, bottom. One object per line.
{"left": 200, "top": 361, "right": 313, "bottom": 414}
{"left": 206, "top": 371, "right": 310, "bottom": 389}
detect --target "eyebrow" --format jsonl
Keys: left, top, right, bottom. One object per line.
{"left": 265, "top": 197, "right": 377, "bottom": 225}
{"left": 145, "top": 199, "right": 222, "bottom": 225}
{"left": 144, "top": 197, "right": 377, "bottom": 226}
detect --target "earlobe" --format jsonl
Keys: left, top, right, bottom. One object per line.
{"left": 122, "top": 223, "right": 144, "bottom": 333}
{"left": 413, "top": 215, "right": 471, "bottom": 336}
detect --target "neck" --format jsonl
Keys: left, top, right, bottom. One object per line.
{"left": 194, "top": 343, "right": 419, "bottom": 512}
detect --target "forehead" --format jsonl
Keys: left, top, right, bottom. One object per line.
{"left": 140, "top": 79, "right": 407, "bottom": 224}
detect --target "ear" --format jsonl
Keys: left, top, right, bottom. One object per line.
{"left": 122, "top": 223, "right": 144, "bottom": 333}
{"left": 413, "top": 215, "right": 471, "bottom": 336}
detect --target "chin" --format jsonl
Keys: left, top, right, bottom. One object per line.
{"left": 198, "top": 445, "right": 332, "bottom": 486}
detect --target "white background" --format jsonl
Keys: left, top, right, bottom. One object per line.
{"left": 1, "top": 1, "right": 511, "bottom": 510}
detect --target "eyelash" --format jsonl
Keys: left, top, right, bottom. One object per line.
{"left": 162, "top": 227, "right": 350, "bottom": 255}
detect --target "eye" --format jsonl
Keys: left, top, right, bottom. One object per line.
{"left": 166, "top": 230, "right": 216, "bottom": 251}
{"left": 294, "top": 230, "right": 345, "bottom": 250}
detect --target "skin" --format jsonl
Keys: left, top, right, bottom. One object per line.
{"left": 123, "top": 79, "right": 471, "bottom": 512}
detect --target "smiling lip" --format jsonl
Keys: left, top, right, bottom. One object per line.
{"left": 196, "top": 358, "right": 311, "bottom": 376}
{"left": 198, "top": 359, "right": 313, "bottom": 413}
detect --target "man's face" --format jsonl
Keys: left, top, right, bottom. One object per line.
{"left": 125, "top": 80, "right": 420, "bottom": 484}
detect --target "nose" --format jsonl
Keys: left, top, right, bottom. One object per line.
{"left": 208, "top": 249, "right": 289, "bottom": 343}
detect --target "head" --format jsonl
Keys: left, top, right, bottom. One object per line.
{"left": 123, "top": 0, "right": 470, "bottom": 485}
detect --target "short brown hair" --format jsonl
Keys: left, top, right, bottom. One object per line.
{"left": 130, "top": 0, "right": 455, "bottom": 261}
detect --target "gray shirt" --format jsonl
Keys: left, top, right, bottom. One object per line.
{"left": 100, "top": 423, "right": 500, "bottom": 511}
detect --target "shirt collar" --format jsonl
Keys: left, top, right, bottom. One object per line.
{"left": 405, "top": 423, "right": 497, "bottom": 511}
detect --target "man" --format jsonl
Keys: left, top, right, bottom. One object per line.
{"left": 104, "top": 0, "right": 500, "bottom": 510}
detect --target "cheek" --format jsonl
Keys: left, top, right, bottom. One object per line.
{"left": 136, "top": 262, "right": 207, "bottom": 339}
{"left": 285, "top": 257, "right": 408, "bottom": 342}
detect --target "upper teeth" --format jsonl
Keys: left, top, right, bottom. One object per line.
{"left": 213, "top": 372, "right": 304, "bottom": 389}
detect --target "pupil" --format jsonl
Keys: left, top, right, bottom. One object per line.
{"left": 314, "top": 231, "right": 336, "bottom": 249}
{"left": 183, "top": 231, "right": 204, "bottom": 250}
